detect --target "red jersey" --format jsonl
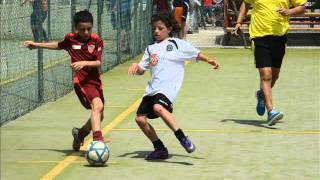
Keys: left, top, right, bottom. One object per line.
{"left": 58, "top": 33, "right": 104, "bottom": 87}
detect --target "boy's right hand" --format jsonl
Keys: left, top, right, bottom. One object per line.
{"left": 24, "top": 41, "right": 37, "bottom": 50}
{"left": 128, "top": 63, "right": 139, "bottom": 76}
{"left": 234, "top": 23, "right": 242, "bottom": 36}
{"left": 207, "top": 59, "right": 221, "bottom": 70}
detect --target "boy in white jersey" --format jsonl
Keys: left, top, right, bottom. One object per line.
{"left": 128, "top": 12, "right": 220, "bottom": 160}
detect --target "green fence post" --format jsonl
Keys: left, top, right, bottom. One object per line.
{"left": 133, "top": 0, "right": 138, "bottom": 57}
{"left": 71, "top": 0, "right": 76, "bottom": 33}
{"left": 97, "top": 0, "right": 102, "bottom": 37}
{"left": 47, "top": 0, "right": 51, "bottom": 40}
{"left": 146, "top": 0, "right": 152, "bottom": 46}
{"left": 116, "top": 0, "right": 121, "bottom": 64}
{"left": 139, "top": 0, "right": 143, "bottom": 52}
{"left": 35, "top": 0, "right": 44, "bottom": 103}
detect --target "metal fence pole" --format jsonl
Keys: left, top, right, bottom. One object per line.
{"left": 116, "top": 0, "right": 121, "bottom": 64}
{"left": 138, "top": 0, "right": 143, "bottom": 52}
{"left": 71, "top": 0, "right": 76, "bottom": 85}
{"left": 71, "top": 0, "right": 76, "bottom": 33}
{"left": 47, "top": 0, "right": 51, "bottom": 40}
{"left": 35, "top": 0, "right": 44, "bottom": 103}
{"left": 97, "top": 0, "right": 102, "bottom": 37}
{"left": 146, "top": 0, "right": 152, "bottom": 46}
{"left": 133, "top": 0, "right": 138, "bottom": 57}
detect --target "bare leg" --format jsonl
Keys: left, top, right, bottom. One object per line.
{"left": 153, "top": 104, "right": 196, "bottom": 153}
{"left": 90, "top": 97, "right": 104, "bottom": 132}
{"left": 180, "top": 21, "right": 187, "bottom": 39}
{"left": 271, "top": 67, "right": 280, "bottom": 88}
{"left": 259, "top": 68, "right": 273, "bottom": 112}
{"left": 153, "top": 104, "right": 179, "bottom": 132}
{"left": 81, "top": 112, "right": 104, "bottom": 132}
{"left": 135, "top": 115, "right": 159, "bottom": 142}
{"left": 81, "top": 118, "right": 91, "bottom": 132}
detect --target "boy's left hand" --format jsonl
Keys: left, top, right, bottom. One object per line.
{"left": 276, "top": 8, "right": 291, "bottom": 16}
{"left": 24, "top": 41, "right": 37, "bottom": 50}
{"left": 207, "top": 59, "right": 221, "bottom": 70}
{"left": 71, "top": 61, "right": 87, "bottom": 72}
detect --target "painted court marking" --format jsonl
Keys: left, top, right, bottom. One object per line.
{"left": 18, "top": 161, "right": 118, "bottom": 165}
{"left": 111, "top": 128, "right": 320, "bottom": 136}
{"left": 41, "top": 98, "right": 141, "bottom": 180}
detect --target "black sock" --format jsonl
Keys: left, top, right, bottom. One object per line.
{"left": 174, "top": 129, "right": 186, "bottom": 141}
{"left": 152, "top": 139, "right": 166, "bottom": 150}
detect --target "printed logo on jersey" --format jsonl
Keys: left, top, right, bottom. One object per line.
{"left": 88, "top": 44, "right": 95, "bottom": 53}
{"left": 166, "top": 44, "right": 173, "bottom": 52}
{"left": 72, "top": 45, "right": 81, "bottom": 49}
{"left": 150, "top": 54, "right": 158, "bottom": 67}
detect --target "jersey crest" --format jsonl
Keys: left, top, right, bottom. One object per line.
{"left": 166, "top": 44, "right": 173, "bottom": 52}
{"left": 88, "top": 44, "right": 95, "bottom": 53}
{"left": 150, "top": 54, "right": 159, "bottom": 67}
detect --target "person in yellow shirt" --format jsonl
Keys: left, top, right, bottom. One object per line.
{"left": 234, "top": 0, "right": 306, "bottom": 126}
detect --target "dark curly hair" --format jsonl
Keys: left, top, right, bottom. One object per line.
{"left": 73, "top": 10, "right": 93, "bottom": 26}
{"left": 151, "top": 12, "right": 181, "bottom": 37}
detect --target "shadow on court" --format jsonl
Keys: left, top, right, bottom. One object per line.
{"left": 17, "top": 148, "right": 86, "bottom": 157}
{"left": 83, "top": 164, "right": 109, "bottom": 168}
{"left": 221, "top": 119, "right": 280, "bottom": 129}
{"left": 119, "top": 151, "right": 204, "bottom": 166}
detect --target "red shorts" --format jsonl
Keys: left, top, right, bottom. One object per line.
{"left": 74, "top": 84, "right": 104, "bottom": 109}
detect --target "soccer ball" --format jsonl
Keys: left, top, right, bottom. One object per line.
{"left": 85, "top": 141, "right": 110, "bottom": 166}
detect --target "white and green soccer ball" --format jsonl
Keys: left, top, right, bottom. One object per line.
{"left": 85, "top": 141, "right": 110, "bottom": 166}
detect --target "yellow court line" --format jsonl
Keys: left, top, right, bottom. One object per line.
{"left": 41, "top": 98, "right": 141, "bottom": 180}
{"left": 111, "top": 128, "right": 320, "bottom": 136}
{"left": 18, "top": 161, "right": 118, "bottom": 165}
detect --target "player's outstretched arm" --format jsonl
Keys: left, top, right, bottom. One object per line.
{"left": 24, "top": 41, "right": 61, "bottom": 50}
{"left": 128, "top": 63, "right": 145, "bottom": 76}
{"left": 234, "top": 2, "right": 250, "bottom": 36}
{"left": 197, "top": 53, "right": 221, "bottom": 70}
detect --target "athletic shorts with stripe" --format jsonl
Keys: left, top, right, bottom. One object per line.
{"left": 74, "top": 84, "right": 105, "bottom": 109}
{"left": 137, "top": 93, "right": 173, "bottom": 119}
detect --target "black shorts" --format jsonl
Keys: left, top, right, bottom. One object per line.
{"left": 136, "top": 93, "right": 173, "bottom": 119}
{"left": 252, "top": 35, "right": 287, "bottom": 68}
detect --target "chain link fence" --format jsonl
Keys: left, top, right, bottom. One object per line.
{"left": 0, "top": 0, "right": 153, "bottom": 125}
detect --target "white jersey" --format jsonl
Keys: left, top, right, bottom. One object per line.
{"left": 138, "top": 37, "right": 200, "bottom": 103}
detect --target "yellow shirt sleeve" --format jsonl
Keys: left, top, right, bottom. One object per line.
{"left": 244, "top": 0, "right": 255, "bottom": 5}
{"left": 290, "top": 0, "right": 307, "bottom": 7}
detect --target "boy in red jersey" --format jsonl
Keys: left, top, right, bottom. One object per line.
{"left": 24, "top": 10, "right": 109, "bottom": 151}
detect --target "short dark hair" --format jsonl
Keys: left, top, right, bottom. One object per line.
{"left": 151, "top": 12, "right": 180, "bottom": 37}
{"left": 73, "top": 10, "right": 93, "bottom": 26}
